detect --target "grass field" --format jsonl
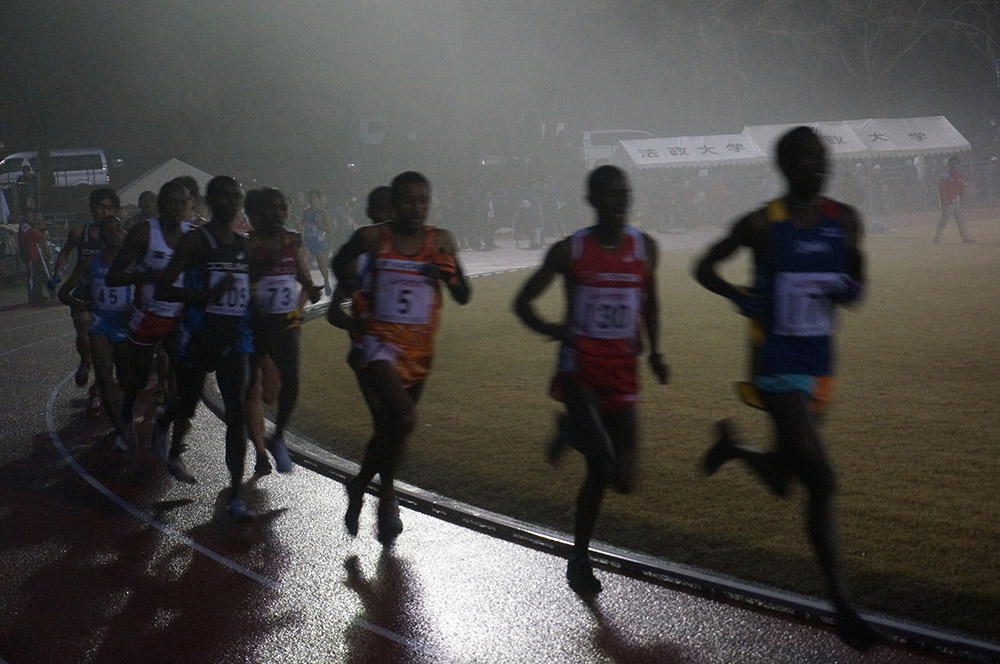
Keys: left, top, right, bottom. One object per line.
{"left": 290, "top": 218, "right": 1000, "bottom": 641}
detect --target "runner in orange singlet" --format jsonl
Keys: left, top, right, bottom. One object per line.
{"left": 330, "top": 172, "right": 470, "bottom": 544}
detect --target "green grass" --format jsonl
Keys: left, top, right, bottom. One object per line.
{"left": 291, "top": 219, "right": 1000, "bottom": 641}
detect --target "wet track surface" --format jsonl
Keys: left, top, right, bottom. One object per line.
{"left": 1, "top": 235, "right": 995, "bottom": 663}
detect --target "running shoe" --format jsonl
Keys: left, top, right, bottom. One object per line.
{"left": 74, "top": 362, "right": 90, "bottom": 387}
{"left": 226, "top": 498, "right": 256, "bottom": 524}
{"left": 86, "top": 393, "right": 102, "bottom": 419}
{"left": 166, "top": 455, "right": 196, "bottom": 484}
{"left": 254, "top": 452, "right": 273, "bottom": 476}
{"left": 324, "top": 283, "right": 332, "bottom": 297}
{"left": 566, "top": 555, "right": 602, "bottom": 595}
{"left": 344, "top": 479, "right": 365, "bottom": 536}
{"left": 267, "top": 435, "right": 293, "bottom": 473}
{"left": 376, "top": 498, "right": 403, "bottom": 545}
{"left": 702, "top": 419, "right": 737, "bottom": 475}
{"left": 150, "top": 410, "right": 170, "bottom": 461}
{"left": 112, "top": 435, "right": 129, "bottom": 452}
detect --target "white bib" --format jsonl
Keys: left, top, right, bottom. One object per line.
{"left": 374, "top": 271, "right": 434, "bottom": 324}
{"left": 255, "top": 273, "right": 298, "bottom": 314}
{"left": 572, "top": 285, "right": 640, "bottom": 339}
{"left": 206, "top": 271, "right": 251, "bottom": 316}
{"left": 772, "top": 272, "right": 840, "bottom": 337}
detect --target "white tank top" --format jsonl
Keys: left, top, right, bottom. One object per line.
{"left": 137, "top": 218, "right": 190, "bottom": 318}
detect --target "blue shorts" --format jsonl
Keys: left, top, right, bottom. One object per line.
{"left": 89, "top": 310, "right": 130, "bottom": 344}
{"left": 303, "top": 236, "right": 327, "bottom": 255}
{"left": 754, "top": 373, "right": 816, "bottom": 396}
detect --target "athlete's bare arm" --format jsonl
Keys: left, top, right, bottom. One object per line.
{"left": 331, "top": 225, "right": 379, "bottom": 286}
{"left": 52, "top": 225, "right": 83, "bottom": 279}
{"left": 693, "top": 211, "right": 765, "bottom": 304}
{"left": 641, "top": 233, "right": 669, "bottom": 384}
{"left": 432, "top": 228, "right": 470, "bottom": 305}
{"left": 106, "top": 222, "right": 152, "bottom": 287}
{"left": 57, "top": 258, "right": 90, "bottom": 309}
{"left": 513, "top": 238, "right": 571, "bottom": 342}
{"left": 839, "top": 204, "right": 867, "bottom": 288}
{"left": 292, "top": 233, "right": 322, "bottom": 305}
{"left": 155, "top": 231, "right": 221, "bottom": 303}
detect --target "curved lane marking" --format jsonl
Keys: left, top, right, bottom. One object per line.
{"left": 44, "top": 372, "right": 420, "bottom": 652}
{"left": 45, "top": 372, "right": 279, "bottom": 589}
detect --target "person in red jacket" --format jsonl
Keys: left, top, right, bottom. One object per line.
{"left": 18, "top": 208, "right": 51, "bottom": 304}
{"left": 934, "top": 156, "right": 975, "bottom": 244}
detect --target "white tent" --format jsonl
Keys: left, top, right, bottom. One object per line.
{"left": 117, "top": 158, "right": 214, "bottom": 207}
{"left": 845, "top": 116, "right": 971, "bottom": 157}
{"left": 743, "top": 122, "right": 871, "bottom": 161}
{"left": 619, "top": 132, "right": 767, "bottom": 170}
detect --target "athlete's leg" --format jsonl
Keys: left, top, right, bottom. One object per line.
{"left": 71, "top": 309, "right": 93, "bottom": 386}
{"left": 89, "top": 333, "right": 125, "bottom": 436}
{"left": 217, "top": 351, "right": 250, "bottom": 499}
{"left": 703, "top": 418, "right": 793, "bottom": 496}
{"left": 602, "top": 407, "right": 638, "bottom": 494}
{"left": 122, "top": 340, "right": 156, "bottom": 425}
{"left": 759, "top": 390, "right": 879, "bottom": 649}
{"left": 344, "top": 360, "right": 415, "bottom": 541}
{"left": 314, "top": 248, "right": 331, "bottom": 293}
{"left": 269, "top": 326, "right": 301, "bottom": 439}
{"left": 245, "top": 354, "right": 271, "bottom": 472}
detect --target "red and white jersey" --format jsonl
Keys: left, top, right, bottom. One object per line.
{"left": 133, "top": 218, "right": 190, "bottom": 318}
{"left": 564, "top": 225, "right": 649, "bottom": 362}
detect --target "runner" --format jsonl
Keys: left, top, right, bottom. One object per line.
{"left": 692, "top": 126, "right": 880, "bottom": 650}
{"left": 151, "top": 176, "right": 255, "bottom": 522}
{"left": 301, "top": 190, "right": 332, "bottom": 297}
{"left": 49, "top": 188, "right": 119, "bottom": 402}
{"left": 106, "top": 180, "right": 191, "bottom": 445}
{"left": 327, "top": 185, "right": 393, "bottom": 371}
{"left": 513, "top": 165, "right": 668, "bottom": 595}
{"left": 245, "top": 188, "right": 322, "bottom": 475}
{"left": 57, "top": 215, "right": 132, "bottom": 448}
{"left": 330, "top": 172, "right": 470, "bottom": 544}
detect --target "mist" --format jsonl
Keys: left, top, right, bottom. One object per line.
{"left": 0, "top": 0, "right": 996, "bottom": 198}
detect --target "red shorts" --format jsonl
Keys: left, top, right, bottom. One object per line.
{"left": 550, "top": 354, "right": 638, "bottom": 410}
{"left": 128, "top": 309, "right": 181, "bottom": 347}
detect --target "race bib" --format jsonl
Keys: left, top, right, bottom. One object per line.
{"left": 772, "top": 272, "right": 839, "bottom": 337}
{"left": 573, "top": 285, "right": 639, "bottom": 339}
{"left": 255, "top": 273, "right": 298, "bottom": 314}
{"left": 92, "top": 281, "right": 130, "bottom": 312}
{"left": 206, "top": 271, "right": 251, "bottom": 316}
{"left": 374, "top": 272, "right": 433, "bottom": 324}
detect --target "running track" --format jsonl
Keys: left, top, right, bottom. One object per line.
{"left": 0, "top": 234, "right": 995, "bottom": 663}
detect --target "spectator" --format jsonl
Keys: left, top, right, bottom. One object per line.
{"left": 18, "top": 208, "right": 51, "bottom": 304}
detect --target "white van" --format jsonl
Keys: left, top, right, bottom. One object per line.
{"left": 0, "top": 149, "right": 110, "bottom": 187}
{"left": 580, "top": 130, "right": 657, "bottom": 169}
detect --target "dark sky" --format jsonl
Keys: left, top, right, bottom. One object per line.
{"left": 1, "top": 0, "right": 995, "bottom": 191}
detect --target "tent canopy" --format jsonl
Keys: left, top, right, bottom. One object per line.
{"left": 117, "top": 158, "right": 213, "bottom": 207}
{"left": 845, "top": 116, "right": 971, "bottom": 157}
{"left": 618, "top": 132, "right": 767, "bottom": 170}
{"left": 743, "top": 122, "right": 871, "bottom": 160}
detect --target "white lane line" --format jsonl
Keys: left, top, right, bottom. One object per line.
{"left": 0, "top": 331, "right": 75, "bottom": 358}
{"left": 44, "top": 372, "right": 423, "bottom": 653}
{"left": 45, "top": 372, "right": 279, "bottom": 589}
